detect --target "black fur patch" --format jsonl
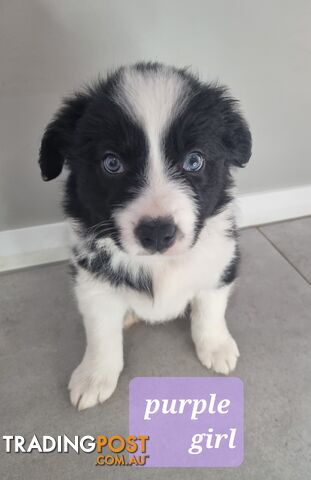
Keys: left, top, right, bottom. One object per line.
{"left": 73, "top": 246, "right": 153, "bottom": 297}
{"left": 164, "top": 80, "right": 251, "bottom": 236}
{"left": 220, "top": 246, "right": 240, "bottom": 286}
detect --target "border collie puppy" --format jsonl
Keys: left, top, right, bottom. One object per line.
{"left": 39, "top": 62, "right": 251, "bottom": 410}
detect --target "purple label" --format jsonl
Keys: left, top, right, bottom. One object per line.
{"left": 129, "top": 377, "right": 243, "bottom": 468}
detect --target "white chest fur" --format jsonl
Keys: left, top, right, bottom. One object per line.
{"left": 72, "top": 207, "right": 236, "bottom": 324}
{"left": 123, "top": 217, "right": 235, "bottom": 322}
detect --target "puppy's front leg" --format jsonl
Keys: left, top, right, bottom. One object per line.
{"left": 191, "top": 284, "right": 239, "bottom": 375}
{"left": 69, "top": 275, "right": 127, "bottom": 410}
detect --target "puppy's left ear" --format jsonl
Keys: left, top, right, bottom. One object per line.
{"left": 39, "top": 92, "right": 90, "bottom": 181}
{"left": 222, "top": 103, "right": 252, "bottom": 168}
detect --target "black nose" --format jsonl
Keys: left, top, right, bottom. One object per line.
{"left": 135, "top": 217, "right": 177, "bottom": 253}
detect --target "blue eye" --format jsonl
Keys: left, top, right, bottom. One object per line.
{"left": 183, "top": 152, "right": 205, "bottom": 172}
{"left": 102, "top": 153, "right": 124, "bottom": 174}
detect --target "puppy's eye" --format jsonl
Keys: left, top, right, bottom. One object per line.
{"left": 183, "top": 152, "right": 204, "bottom": 172}
{"left": 101, "top": 153, "right": 124, "bottom": 174}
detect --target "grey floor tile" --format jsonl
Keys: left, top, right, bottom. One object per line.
{"left": 259, "top": 216, "right": 311, "bottom": 283}
{"left": 0, "top": 227, "right": 310, "bottom": 479}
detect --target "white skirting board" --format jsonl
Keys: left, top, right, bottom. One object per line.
{"left": 1, "top": 184, "right": 311, "bottom": 272}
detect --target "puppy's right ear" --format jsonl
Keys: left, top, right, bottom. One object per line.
{"left": 39, "top": 92, "right": 90, "bottom": 181}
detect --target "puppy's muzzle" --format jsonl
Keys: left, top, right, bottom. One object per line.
{"left": 135, "top": 217, "right": 177, "bottom": 253}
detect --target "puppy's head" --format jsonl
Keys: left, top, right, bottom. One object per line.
{"left": 39, "top": 62, "right": 251, "bottom": 256}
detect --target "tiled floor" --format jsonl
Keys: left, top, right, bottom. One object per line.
{"left": 0, "top": 218, "right": 310, "bottom": 480}
{"left": 259, "top": 217, "right": 311, "bottom": 284}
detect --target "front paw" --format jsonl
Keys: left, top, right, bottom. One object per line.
{"left": 68, "top": 359, "right": 122, "bottom": 410}
{"left": 195, "top": 333, "right": 240, "bottom": 375}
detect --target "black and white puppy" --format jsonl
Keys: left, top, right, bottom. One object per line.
{"left": 39, "top": 62, "right": 251, "bottom": 410}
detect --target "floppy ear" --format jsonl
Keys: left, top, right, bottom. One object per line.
{"left": 39, "top": 92, "right": 90, "bottom": 181}
{"left": 222, "top": 104, "right": 252, "bottom": 168}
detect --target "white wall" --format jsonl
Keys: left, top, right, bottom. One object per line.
{"left": 1, "top": 0, "right": 311, "bottom": 231}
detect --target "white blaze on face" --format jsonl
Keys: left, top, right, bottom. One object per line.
{"left": 113, "top": 66, "right": 198, "bottom": 256}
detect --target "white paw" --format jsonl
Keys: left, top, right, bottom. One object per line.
{"left": 195, "top": 333, "right": 240, "bottom": 375}
{"left": 68, "top": 360, "right": 121, "bottom": 410}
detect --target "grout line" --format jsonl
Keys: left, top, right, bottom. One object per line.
{"left": 257, "top": 227, "right": 311, "bottom": 286}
